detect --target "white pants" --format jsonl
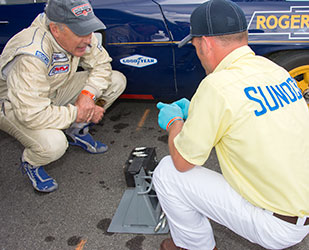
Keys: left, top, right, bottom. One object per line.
{"left": 153, "top": 156, "right": 309, "bottom": 250}
{"left": 0, "top": 70, "right": 126, "bottom": 166}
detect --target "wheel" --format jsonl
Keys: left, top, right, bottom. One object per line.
{"left": 269, "top": 50, "right": 309, "bottom": 105}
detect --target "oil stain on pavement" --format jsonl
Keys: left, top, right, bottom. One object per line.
{"left": 157, "top": 135, "right": 168, "bottom": 144}
{"left": 97, "top": 218, "right": 114, "bottom": 236}
{"left": 125, "top": 235, "right": 145, "bottom": 250}
{"left": 99, "top": 180, "right": 110, "bottom": 190}
{"left": 110, "top": 111, "right": 132, "bottom": 122}
{"left": 44, "top": 236, "right": 55, "bottom": 242}
{"left": 113, "top": 123, "right": 129, "bottom": 133}
{"left": 67, "top": 235, "right": 82, "bottom": 246}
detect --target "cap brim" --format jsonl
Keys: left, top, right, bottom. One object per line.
{"left": 68, "top": 16, "right": 106, "bottom": 36}
{"left": 178, "top": 34, "right": 192, "bottom": 48}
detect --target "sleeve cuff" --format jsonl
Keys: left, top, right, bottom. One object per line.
{"left": 82, "top": 86, "right": 100, "bottom": 100}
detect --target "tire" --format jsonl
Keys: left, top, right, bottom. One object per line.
{"left": 269, "top": 50, "right": 309, "bottom": 103}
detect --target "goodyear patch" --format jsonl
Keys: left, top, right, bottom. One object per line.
{"left": 35, "top": 51, "right": 49, "bottom": 65}
{"left": 120, "top": 55, "right": 157, "bottom": 68}
{"left": 248, "top": 6, "right": 309, "bottom": 40}
{"left": 48, "top": 64, "right": 69, "bottom": 76}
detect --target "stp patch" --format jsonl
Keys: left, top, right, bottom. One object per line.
{"left": 48, "top": 64, "right": 70, "bottom": 76}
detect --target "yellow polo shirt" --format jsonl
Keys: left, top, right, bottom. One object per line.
{"left": 174, "top": 46, "right": 309, "bottom": 217}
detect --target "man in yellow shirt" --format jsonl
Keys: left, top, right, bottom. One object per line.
{"left": 154, "top": 0, "right": 309, "bottom": 249}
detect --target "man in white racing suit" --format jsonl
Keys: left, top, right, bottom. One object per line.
{"left": 0, "top": 0, "right": 126, "bottom": 192}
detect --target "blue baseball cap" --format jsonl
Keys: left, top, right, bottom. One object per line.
{"left": 178, "top": 0, "right": 247, "bottom": 48}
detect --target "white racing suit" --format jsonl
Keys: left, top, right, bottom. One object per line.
{"left": 0, "top": 13, "right": 126, "bottom": 166}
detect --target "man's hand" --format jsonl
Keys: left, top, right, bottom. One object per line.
{"left": 157, "top": 101, "right": 194, "bottom": 172}
{"left": 157, "top": 102, "right": 184, "bottom": 131}
{"left": 91, "top": 105, "right": 105, "bottom": 124}
{"left": 173, "top": 98, "right": 190, "bottom": 120}
{"left": 75, "top": 93, "right": 96, "bottom": 123}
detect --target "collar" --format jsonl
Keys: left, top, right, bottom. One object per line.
{"left": 31, "top": 13, "right": 70, "bottom": 55}
{"left": 213, "top": 45, "right": 255, "bottom": 73}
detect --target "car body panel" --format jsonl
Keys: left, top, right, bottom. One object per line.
{"left": 0, "top": 2, "right": 46, "bottom": 52}
{"left": 1, "top": 0, "right": 308, "bottom": 99}
{"left": 91, "top": 0, "right": 178, "bottom": 99}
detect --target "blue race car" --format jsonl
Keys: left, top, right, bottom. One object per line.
{"left": 1, "top": 0, "right": 309, "bottom": 101}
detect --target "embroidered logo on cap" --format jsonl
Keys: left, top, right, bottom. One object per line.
{"left": 71, "top": 3, "right": 92, "bottom": 17}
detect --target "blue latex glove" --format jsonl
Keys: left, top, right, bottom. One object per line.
{"left": 173, "top": 98, "right": 190, "bottom": 120}
{"left": 157, "top": 102, "right": 184, "bottom": 130}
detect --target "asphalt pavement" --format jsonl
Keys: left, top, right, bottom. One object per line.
{"left": 0, "top": 100, "right": 308, "bottom": 250}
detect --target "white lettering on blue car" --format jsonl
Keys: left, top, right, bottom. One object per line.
{"left": 244, "top": 76, "right": 303, "bottom": 116}
{"left": 120, "top": 54, "right": 157, "bottom": 68}
{"left": 248, "top": 6, "right": 309, "bottom": 40}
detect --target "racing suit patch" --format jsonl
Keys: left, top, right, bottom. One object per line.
{"left": 35, "top": 50, "right": 49, "bottom": 65}
{"left": 51, "top": 52, "right": 68, "bottom": 65}
{"left": 48, "top": 64, "right": 70, "bottom": 76}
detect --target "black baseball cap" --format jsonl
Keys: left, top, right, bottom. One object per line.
{"left": 178, "top": 0, "right": 247, "bottom": 48}
{"left": 45, "top": 0, "right": 106, "bottom": 36}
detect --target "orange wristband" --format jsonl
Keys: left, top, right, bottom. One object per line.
{"left": 81, "top": 90, "right": 96, "bottom": 101}
{"left": 166, "top": 117, "right": 183, "bottom": 131}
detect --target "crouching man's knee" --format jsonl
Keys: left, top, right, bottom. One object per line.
{"left": 24, "top": 129, "right": 68, "bottom": 166}
{"left": 42, "top": 130, "right": 68, "bottom": 163}
{"left": 102, "top": 70, "right": 127, "bottom": 109}
{"left": 112, "top": 70, "right": 127, "bottom": 94}
{"left": 153, "top": 156, "right": 174, "bottom": 192}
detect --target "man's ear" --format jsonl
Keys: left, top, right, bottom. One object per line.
{"left": 202, "top": 36, "right": 214, "bottom": 52}
{"left": 201, "top": 36, "right": 211, "bottom": 54}
{"left": 49, "top": 22, "right": 60, "bottom": 38}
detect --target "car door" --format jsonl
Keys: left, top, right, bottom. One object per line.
{"left": 91, "top": 0, "right": 177, "bottom": 99}
{"left": 0, "top": 0, "right": 47, "bottom": 52}
{"left": 155, "top": 0, "right": 206, "bottom": 99}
